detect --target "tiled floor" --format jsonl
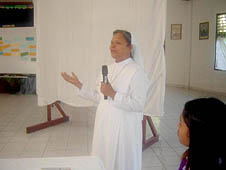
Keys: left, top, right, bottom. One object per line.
{"left": 0, "top": 86, "right": 226, "bottom": 170}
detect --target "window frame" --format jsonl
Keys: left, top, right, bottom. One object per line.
{"left": 214, "top": 12, "right": 226, "bottom": 72}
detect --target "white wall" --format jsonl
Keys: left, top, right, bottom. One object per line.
{"left": 165, "top": 0, "right": 192, "bottom": 87}
{"left": 166, "top": 0, "right": 226, "bottom": 94}
{"left": 190, "top": 0, "right": 226, "bottom": 93}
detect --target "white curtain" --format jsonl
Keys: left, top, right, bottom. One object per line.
{"left": 37, "top": 0, "right": 167, "bottom": 117}
{"left": 216, "top": 37, "right": 226, "bottom": 71}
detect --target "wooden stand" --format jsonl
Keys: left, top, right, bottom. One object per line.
{"left": 142, "top": 115, "right": 159, "bottom": 151}
{"left": 26, "top": 102, "right": 159, "bottom": 151}
{"left": 26, "top": 101, "right": 69, "bottom": 133}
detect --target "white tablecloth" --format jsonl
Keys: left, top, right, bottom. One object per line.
{"left": 0, "top": 156, "right": 105, "bottom": 170}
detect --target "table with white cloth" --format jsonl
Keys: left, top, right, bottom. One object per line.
{"left": 0, "top": 156, "right": 105, "bottom": 170}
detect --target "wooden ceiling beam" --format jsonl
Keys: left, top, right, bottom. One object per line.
{"left": 0, "top": 2, "right": 33, "bottom": 5}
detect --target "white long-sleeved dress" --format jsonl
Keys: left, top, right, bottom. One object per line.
{"left": 78, "top": 57, "right": 149, "bottom": 170}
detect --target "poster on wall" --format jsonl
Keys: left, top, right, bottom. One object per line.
{"left": 199, "top": 22, "right": 209, "bottom": 40}
{"left": 171, "top": 24, "right": 182, "bottom": 40}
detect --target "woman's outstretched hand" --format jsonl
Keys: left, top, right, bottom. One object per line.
{"left": 61, "top": 72, "right": 82, "bottom": 89}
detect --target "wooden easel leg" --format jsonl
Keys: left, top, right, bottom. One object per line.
{"left": 26, "top": 101, "right": 69, "bottom": 133}
{"left": 142, "top": 115, "right": 159, "bottom": 151}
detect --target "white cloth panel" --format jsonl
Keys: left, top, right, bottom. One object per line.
{"left": 37, "top": 0, "right": 166, "bottom": 116}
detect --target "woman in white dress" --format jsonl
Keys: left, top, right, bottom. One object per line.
{"left": 61, "top": 30, "right": 148, "bottom": 170}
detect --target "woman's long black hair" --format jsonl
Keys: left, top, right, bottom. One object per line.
{"left": 182, "top": 97, "right": 226, "bottom": 170}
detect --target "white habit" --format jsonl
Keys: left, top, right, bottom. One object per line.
{"left": 78, "top": 57, "right": 149, "bottom": 170}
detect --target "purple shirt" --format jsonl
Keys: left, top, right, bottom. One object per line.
{"left": 178, "top": 157, "right": 223, "bottom": 170}
{"left": 178, "top": 157, "right": 187, "bottom": 170}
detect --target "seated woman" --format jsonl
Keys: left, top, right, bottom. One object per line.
{"left": 177, "top": 97, "right": 226, "bottom": 170}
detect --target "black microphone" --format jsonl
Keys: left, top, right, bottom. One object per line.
{"left": 102, "top": 65, "right": 108, "bottom": 100}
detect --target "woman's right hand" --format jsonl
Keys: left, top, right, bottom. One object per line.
{"left": 61, "top": 72, "right": 82, "bottom": 89}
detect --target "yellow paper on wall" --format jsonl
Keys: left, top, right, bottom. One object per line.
{"left": 30, "top": 52, "right": 36, "bottom": 56}
{"left": 12, "top": 43, "right": 19, "bottom": 48}
{"left": 12, "top": 52, "right": 20, "bottom": 56}
{"left": 0, "top": 41, "right": 3, "bottom": 45}
{"left": 11, "top": 49, "right": 20, "bottom": 52}
{"left": 3, "top": 53, "right": 11, "bottom": 56}
{"left": 4, "top": 44, "right": 11, "bottom": 49}
{"left": 29, "top": 45, "right": 36, "bottom": 49}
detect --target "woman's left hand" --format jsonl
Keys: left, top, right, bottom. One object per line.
{"left": 100, "top": 82, "right": 116, "bottom": 99}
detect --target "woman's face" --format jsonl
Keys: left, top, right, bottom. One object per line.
{"left": 110, "top": 33, "right": 132, "bottom": 62}
{"left": 178, "top": 114, "right": 190, "bottom": 147}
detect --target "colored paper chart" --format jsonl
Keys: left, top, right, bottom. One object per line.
{"left": 0, "top": 36, "right": 36, "bottom": 61}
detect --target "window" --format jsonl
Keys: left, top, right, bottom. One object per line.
{"left": 215, "top": 13, "right": 226, "bottom": 71}
{"left": 0, "top": 2, "right": 34, "bottom": 28}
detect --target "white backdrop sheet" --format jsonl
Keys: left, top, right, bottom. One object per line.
{"left": 37, "top": 0, "right": 167, "bottom": 116}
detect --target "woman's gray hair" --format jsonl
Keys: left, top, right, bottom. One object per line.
{"left": 113, "top": 29, "right": 131, "bottom": 46}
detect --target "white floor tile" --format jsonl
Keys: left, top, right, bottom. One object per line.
{"left": 142, "top": 167, "right": 165, "bottom": 170}
{"left": 142, "top": 148, "right": 162, "bottom": 167}
{"left": 1, "top": 142, "right": 26, "bottom": 153}
{"left": 19, "top": 151, "right": 44, "bottom": 158}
